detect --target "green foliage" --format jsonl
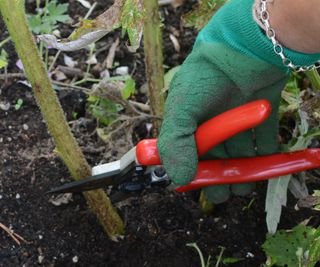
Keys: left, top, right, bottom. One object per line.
{"left": 187, "top": 243, "right": 244, "bottom": 267}
{"left": 164, "top": 65, "right": 180, "bottom": 92}
{"left": 265, "top": 175, "right": 291, "bottom": 234}
{"left": 0, "top": 49, "right": 8, "bottom": 69}
{"left": 242, "top": 197, "right": 256, "bottom": 211}
{"left": 266, "top": 73, "right": 320, "bottom": 234}
{"left": 14, "top": 98, "right": 23, "bottom": 110}
{"left": 279, "top": 73, "right": 320, "bottom": 151}
{"left": 279, "top": 74, "right": 301, "bottom": 119}
{"left": 262, "top": 224, "right": 320, "bottom": 267}
{"left": 313, "top": 190, "right": 320, "bottom": 211}
{"left": 87, "top": 95, "right": 123, "bottom": 126}
{"left": 121, "top": 77, "right": 136, "bottom": 100}
{"left": 120, "top": 0, "right": 143, "bottom": 50}
{"left": 221, "top": 257, "right": 244, "bottom": 265}
{"left": 182, "top": 0, "right": 227, "bottom": 30}
{"left": 306, "top": 69, "right": 320, "bottom": 91}
{"left": 28, "top": 0, "right": 70, "bottom": 34}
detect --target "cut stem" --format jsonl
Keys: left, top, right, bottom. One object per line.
{"left": 0, "top": 0, "right": 124, "bottom": 239}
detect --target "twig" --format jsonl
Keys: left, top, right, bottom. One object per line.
{"left": 101, "top": 114, "right": 159, "bottom": 144}
{"left": 52, "top": 81, "right": 91, "bottom": 94}
{"left": 48, "top": 50, "right": 61, "bottom": 73}
{"left": 158, "top": 0, "right": 174, "bottom": 6}
{"left": 84, "top": 2, "right": 98, "bottom": 19}
{"left": 128, "top": 100, "right": 150, "bottom": 112}
{"left": 0, "top": 222, "right": 28, "bottom": 245}
{"left": 56, "top": 65, "right": 86, "bottom": 78}
{"left": 103, "top": 38, "right": 120, "bottom": 69}
{"left": 0, "top": 36, "right": 11, "bottom": 47}
{"left": 0, "top": 73, "right": 25, "bottom": 79}
{"left": 0, "top": 73, "right": 153, "bottom": 116}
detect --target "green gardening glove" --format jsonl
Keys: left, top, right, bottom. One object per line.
{"left": 157, "top": 0, "right": 320, "bottom": 204}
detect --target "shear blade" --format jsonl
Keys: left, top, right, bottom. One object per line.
{"left": 47, "top": 162, "right": 136, "bottom": 194}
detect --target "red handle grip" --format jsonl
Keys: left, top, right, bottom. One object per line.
{"left": 176, "top": 148, "right": 320, "bottom": 192}
{"left": 136, "top": 99, "right": 271, "bottom": 165}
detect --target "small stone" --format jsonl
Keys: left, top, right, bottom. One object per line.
{"left": 186, "top": 231, "right": 190, "bottom": 235}
{"left": 38, "top": 255, "right": 44, "bottom": 264}
{"left": 100, "top": 69, "right": 110, "bottom": 79}
{"left": 0, "top": 102, "right": 10, "bottom": 111}
{"left": 246, "top": 252, "right": 254, "bottom": 258}
{"left": 39, "top": 235, "right": 43, "bottom": 240}
{"left": 115, "top": 66, "right": 129, "bottom": 76}
{"left": 16, "top": 193, "right": 21, "bottom": 199}
{"left": 7, "top": 137, "right": 12, "bottom": 142}
{"left": 22, "top": 124, "right": 29, "bottom": 130}
{"left": 0, "top": 137, "right": 3, "bottom": 142}
{"left": 52, "top": 29, "right": 61, "bottom": 38}
{"left": 213, "top": 217, "right": 221, "bottom": 223}
{"left": 72, "top": 256, "right": 79, "bottom": 263}
{"left": 222, "top": 224, "right": 227, "bottom": 229}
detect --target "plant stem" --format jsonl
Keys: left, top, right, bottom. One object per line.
{"left": 215, "top": 246, "right": 226, "bottom": 267}
{"left": 143, "top": 0, "right": 165, "bottom": 132}
{"left": 306, "top": 69, "right": 320, "bottom": 91}
{"left": 0, "top": 36, "right": 11, "bottom": 48}
{"left": 0, "top": 0, "right": 124, "bottom": 239}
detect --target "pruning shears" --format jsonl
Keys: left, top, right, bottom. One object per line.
{"left": 49, "top": 100, "right": 320, "bottom": 202}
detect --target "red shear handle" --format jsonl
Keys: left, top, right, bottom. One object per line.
{"left": 176, "top": 149, "right": 320, "bottom": 192}
{"left": 136, "top": 99, "right": 271, "bottom": 165}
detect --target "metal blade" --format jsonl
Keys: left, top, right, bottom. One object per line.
{"left": 91, "top": 147, "right": 137, "bottom": 176}
{"left": 47, "top": 162, "right": 136, "bottom": 194}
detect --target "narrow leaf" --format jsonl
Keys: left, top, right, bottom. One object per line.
{"left": 266, "top": 175, "right": 291, "bottom": 234}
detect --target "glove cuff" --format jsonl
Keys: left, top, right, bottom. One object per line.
{"left": 195, "top": 0, "right": 320, "bottom": 72}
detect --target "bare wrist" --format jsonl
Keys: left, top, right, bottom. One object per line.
{"left": 254, "top": 0, "right": 320, "bottom": 54}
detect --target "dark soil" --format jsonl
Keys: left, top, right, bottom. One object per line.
{"left": 1, "top": 1, "right": 319, "bottom": 267}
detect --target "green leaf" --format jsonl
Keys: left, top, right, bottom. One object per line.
{"left": 312, "top": 190, "right": 320, "bottom": 211}
{"left": 222, "top": 257, "right": 244, "bottom": 264}
{"left": 121, "top": 78, "right": 136, "bottom": 100}
{"left": 309, "top": 235, "right": 320, "bottom": 265}
{"left": 0, "top": 49, "right": 8, "bottom": 68}
{"left": 164, "top": 66, "right": 180, "bottom": 91}
{"left": 15, "top": 98, "right": 24, "bottom": 110}
{"left": 88, "top": 96, "right": 121, "bottom": 126}
{"left": 182, "top": 0, "right": 227, "bottom": 30}
{"left": 279, "top": 74, "right": 301, "bottom": 118}
{"left": 46, "top": 1, "right": 70, "bottom": 24}
{"left": 0, "top": 59, "right": 7, "bottom": 68}
{"left": 120, "top": 0, "right": 143, "bottom": 50}
{"left": 27, "top": 0, "right": 70, "bottom": 34}
{"left": 265, "top": 175, "right": 291, "bottom": 234}
{"left": 262, "top": 225, "right": 320, "bottom": 267}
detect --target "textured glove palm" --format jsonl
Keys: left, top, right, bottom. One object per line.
{"left": 156, "top": 0, "right": 318, "bottom": 204}
{"left": 158, "top": 43, "right": 287, "bottom": 204}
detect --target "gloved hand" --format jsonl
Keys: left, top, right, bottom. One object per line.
{"left": 157, "top": 0, "right": 320, "bottom": 204}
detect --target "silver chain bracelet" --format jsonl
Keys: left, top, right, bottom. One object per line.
{"left": 259, "top": 0, "right": 320, "bottom": 72}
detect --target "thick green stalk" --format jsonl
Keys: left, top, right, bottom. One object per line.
{"left": 0, "top": 0, "right": 124, "bottom": 239}
{"left": 306, "top": 69, "right": 320, "bottom": 91}
{"left": 143, "top": 0, "right": 165, "bottom": 131}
